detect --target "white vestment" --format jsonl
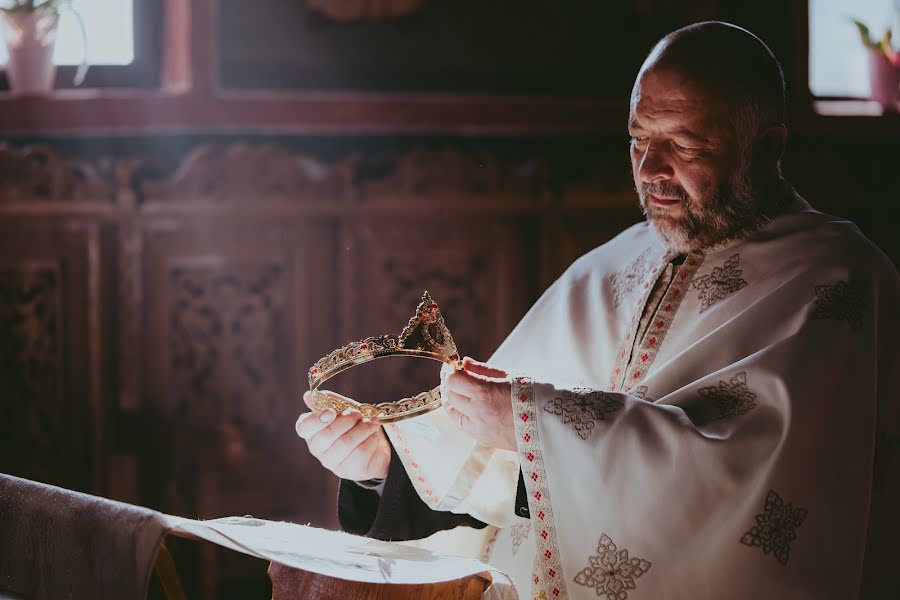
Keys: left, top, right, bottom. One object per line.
{"left": 382, "top": 195, "right": 900, "bottom": 599}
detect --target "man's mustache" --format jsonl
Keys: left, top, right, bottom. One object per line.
{"left": 640, "top": 182, "right": 690, "bottom": 204}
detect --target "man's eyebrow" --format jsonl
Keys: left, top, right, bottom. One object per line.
{"left": 673, "top": 129, "right": 711, "bottom": 145}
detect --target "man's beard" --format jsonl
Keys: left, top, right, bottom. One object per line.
{"left": 638, "top": 166, "right": 761, "bottom": 253}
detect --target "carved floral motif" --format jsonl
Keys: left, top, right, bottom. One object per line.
{"left": 0, "top": 144, "right": 112, "bottom": 202}
{"left": 168, "top": 262, "right": 287, "bottom": 431}
{"left": 0, "top": 267, "right": 61, "bottom": 469}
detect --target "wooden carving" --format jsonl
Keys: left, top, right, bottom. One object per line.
{"left": 361, "top": 147, "right": 548, "bottom": 199}
{"left": 139, "top": 143, "right": 357, "bottom": 204}
{"left": 0, "top": 266, "right": 62, "bottom": 481}
{"left": 167, "top": 261, "right": 288, "bottom": 433}
{"left": 117, "top": 220, "right": 142, "bottom": 411}
{"left": 0, "top": 144, "right": 113, "bottom": 203}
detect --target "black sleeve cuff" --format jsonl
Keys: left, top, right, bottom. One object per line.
{"left": 337, "top": 441, "right": 488, "bottom": 541}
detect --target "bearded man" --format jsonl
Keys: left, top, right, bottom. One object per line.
{"left": 296, "top": 22, "right": 900, "bottom": 599}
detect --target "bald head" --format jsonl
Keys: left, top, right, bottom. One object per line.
{"left": 628, "top": 22, "right": 791, "bottom": 252}
{"left": 637, "top": 21, "right": 786, "bottom": 131}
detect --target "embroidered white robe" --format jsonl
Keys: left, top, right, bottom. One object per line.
{"left": 381, "top": 195, "right": 900, "bottom": 599}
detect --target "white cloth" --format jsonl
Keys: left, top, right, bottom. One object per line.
{"left": 384, "top": 195, "right": 900, "bottom": 599}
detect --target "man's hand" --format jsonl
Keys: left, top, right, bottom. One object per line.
{"left": 296, "top": 391, "right": 390, "bottom": 482}
{"left": 442, "top": 357, "right": 515, "bottom": 451}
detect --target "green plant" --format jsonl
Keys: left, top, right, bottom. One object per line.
{"left": 851, "top": 18, "right": 900, "bottom": 66}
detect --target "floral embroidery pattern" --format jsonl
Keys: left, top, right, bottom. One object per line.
{"left": 740, "top": 490, "right": 807, "bottom": 566}
{"left": 543, "top": 388, "right": 624, "bottom": 440}
{"left": 692, "top": 372, "right": 757, "bottom": 424}
{"left": 811, "top": 280, "right": 867, "bottom": 331}
{"left": 573, "top": 533, "right": 652, "bottom": 599}
{"left": 874, "top": 430, "right": 900, "bottom": 492}
{"left": 511, "top": 523, "right": 531, "bottom": 556}
{"left": 513, "top": 377, "right": 568, "bottom": 599}
{"left": 690, "top": 253, "right": 747, "bottom": 313}
{"left": 609, "top": 248, "right": 653, "bottom": 308}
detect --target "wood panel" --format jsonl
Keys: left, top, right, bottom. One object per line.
{"left": 0, "top": 221, "right": 105, "bottom": 493}
{"left": 138, "top": 217, "right": 337, "bottom": 524}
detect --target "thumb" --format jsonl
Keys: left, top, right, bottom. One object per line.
{"left": 302, "top": 390, "right": 315, "bottom": 411}
{"left": 462, "top": 356, "right": 508, "bottom": 381}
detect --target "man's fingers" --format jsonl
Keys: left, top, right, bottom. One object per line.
{"left": 462, "top": 356, "right": 508, "bottom": 381}
{"left": 443, "top": 389, "right": 474, "bottom": 415}
{"left": 296, "top": 409, "right": 337, "bottom": 440}
{"left": 445, "top": 369, "right": 485, "bottom": 399}
{"left": 302, "top": 391, "right": 315, "bottom": 411}
{"left": 444, "top": 404, "right": 475, "bottom": 434}
{"left": 325, "top": 421, "right": 381, "bottom": 467}
{"left": 335, "top": 430, "right": 384, "bottom": 477}
{"left": 306, "top": 412, "right": 362, "bottom": 455}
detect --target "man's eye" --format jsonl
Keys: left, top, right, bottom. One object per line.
{"left": 673, "top": 142, "right": 699, "bottom": 156}
{"left": 630, "top": 137, "right": 648, "bottom": 147}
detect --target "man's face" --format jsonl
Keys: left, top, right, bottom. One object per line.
{"left": 629, "top": 67, "right": 757, "bottom": 252}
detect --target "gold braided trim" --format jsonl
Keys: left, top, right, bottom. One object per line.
{"left": 311, "top": 386, "right": 442, "bottom": 423}
{"left": 308, "top": 291, "right": 460, "bottom": 421}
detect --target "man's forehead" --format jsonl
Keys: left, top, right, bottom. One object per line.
{"left": 629, "top": 67, "right": 731, "bottom": 137}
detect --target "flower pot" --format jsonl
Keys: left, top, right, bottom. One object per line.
{"left": 867, "top": 48, "right": 900, "bottom": 112}
{"left": 1, "top": 9, "right": 59, "bottom": 95}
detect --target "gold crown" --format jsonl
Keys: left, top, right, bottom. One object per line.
{"left": 308, "top": 292, "right": 461, "bottom": 422}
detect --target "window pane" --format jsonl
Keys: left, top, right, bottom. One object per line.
{"left": 0, "top": 0, "right": 133, "bottom": 66}
{"left": 809, "top": 0, "right": 898, "bottom": 97}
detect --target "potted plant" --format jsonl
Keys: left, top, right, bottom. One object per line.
{"left": 851, "top": 18, "right": 900, "bottom": 112}
{"left": 0, "top": 0, "right": 87, "bottom": 95}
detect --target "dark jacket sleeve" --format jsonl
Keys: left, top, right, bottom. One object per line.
{"left": 337, "top": 443, "right": 488, "bottom": 541}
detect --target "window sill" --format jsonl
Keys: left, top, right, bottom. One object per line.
{"left": 813, "top": 99, "right": 899, "bottom": 117}
{"left": 0, "top": 89, "right": 626, "bottom": 136}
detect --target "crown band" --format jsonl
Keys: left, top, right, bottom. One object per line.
{"left": 311, "top": 386, "right": 443, "bottom": 422}
{"left": 308, "top": 292, "right": 460, "bottom": 422}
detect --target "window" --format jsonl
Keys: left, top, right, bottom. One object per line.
{"left": 809, "top": 0, "right": 899, "bottom": 98}
{"left": 0, "top": 0, "right": 161, "bottom": 89}
{"left": 0, "top": 0, "right": 134, "bottom": 66}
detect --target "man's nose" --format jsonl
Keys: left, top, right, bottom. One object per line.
{"left": 638, "top": 145, "right": 674, "bottom": 183}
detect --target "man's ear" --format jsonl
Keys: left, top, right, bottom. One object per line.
{"left": 756, "top": 123, "right": 788, "bottom": 164}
